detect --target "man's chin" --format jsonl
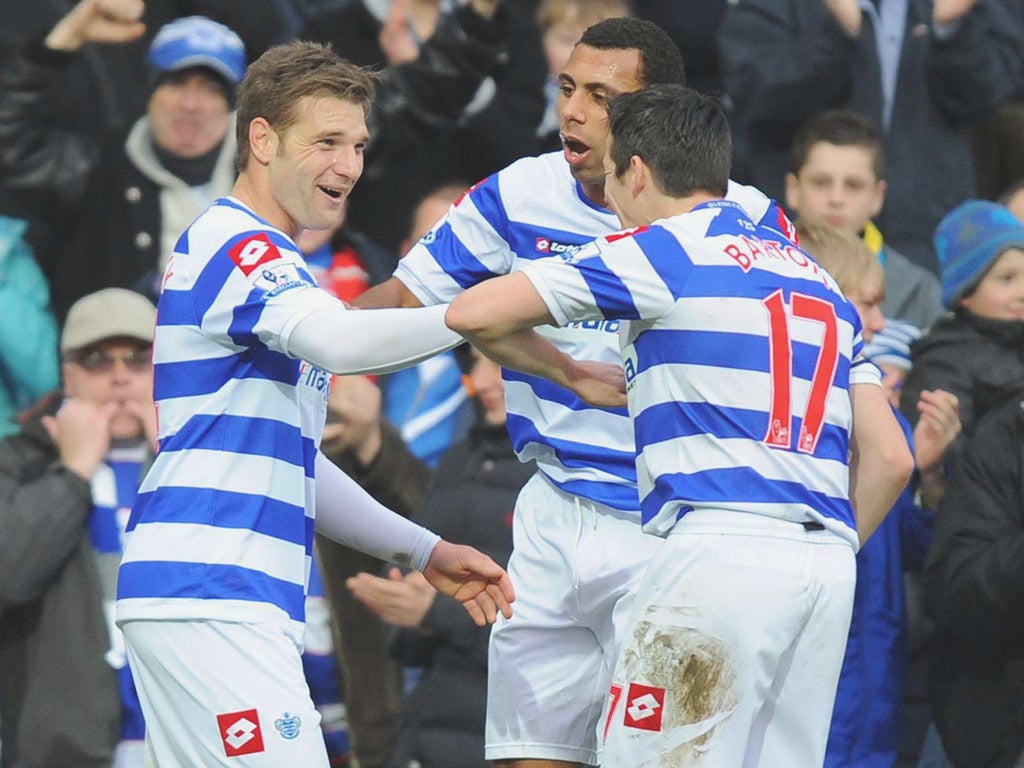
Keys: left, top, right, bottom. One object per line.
{"left": 110, "top": 418, "right": 145, "bottom": 444}
{"left": 568, "top": 164, "right": 604, "bottom": 189}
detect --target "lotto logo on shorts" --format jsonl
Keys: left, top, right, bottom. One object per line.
{"left": 623, "top": 683, "right": 666, "bottom": 732}
{"left": 217, "top": 709, "right": 266, "bottom": 757}
{"left": 229, "top": 234, "right": 283, "bottom": 276}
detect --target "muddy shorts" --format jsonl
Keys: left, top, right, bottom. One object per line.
{"left": 601, "top": 509, "right": 856, "bottom": 768}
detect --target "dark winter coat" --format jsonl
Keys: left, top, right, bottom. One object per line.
{"left": 900, "top": 310, "right": 1024, "bottom": 468}
{"left": 0, "top": 402, "right": 120, "bottom": 768}
{"left": 923, "top": 390, "right": 1024, "bottom": 768}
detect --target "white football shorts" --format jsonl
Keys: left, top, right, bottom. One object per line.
{"left": 123, "top": 619, "right": 328, "bottom": 768}
{"left": 601, "top": 509, "right": 856, "bottom": 768}
{"left": 485, "top": 472, "right": 663, "bottom": 764}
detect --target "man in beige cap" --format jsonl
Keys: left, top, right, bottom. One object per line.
{"left": 0, "top": 287, "right": 156, "bottom": 768}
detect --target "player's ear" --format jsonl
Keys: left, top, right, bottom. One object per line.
{"left": 248, "top": 117, "right": 276, "bottom": 166}
{"left": 630, "top": 155, "right": 646, "bottom": 199}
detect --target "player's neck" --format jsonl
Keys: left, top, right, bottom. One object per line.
{"left": 231, "top": 171, "right": 299, "bottom": 238}
{"left": 642, "top": 191, "right": 721, "bottom": 224}
{"left": 580, "top": 180, "right": 609, "bottom": 209}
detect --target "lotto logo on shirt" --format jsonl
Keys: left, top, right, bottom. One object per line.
{"left": 217, "top": 709, "right": 266, "bottom": 757}
{"left": 229, "top": 234, "right": 283, "bottom": 276}
{"left": 623, "top": 683, "right": 666, "bottom": 732}
{"left": 534, "top": 237, "right": 581, "bottom": 257}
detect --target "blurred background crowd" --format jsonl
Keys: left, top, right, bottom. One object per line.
{"left": 0, "top": 0, "right": 1023, "bottom": 767}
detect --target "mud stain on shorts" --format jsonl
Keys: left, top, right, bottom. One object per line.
{"left": 620, "top": 609, "right": 739, "bottom": 766}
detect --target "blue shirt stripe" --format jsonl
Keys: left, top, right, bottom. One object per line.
{"left": 153, "top": 351, "right": 297, "bottom": 401}
{"left": 505, "top": 413, "right": 637, "bottom": 481}
{"left": 503, "top": 368, "right": 628, "bottom": 415}
{"left": 643, "top": 468, "right": 852, "bottom": 527}
{"left": 424, "top": 220, "right": 502, "bottom": 289}
{"left": 117, "top": 560, "right": 307, "bottom": 622}
{"left": 126, "top": 486, "right": 313, "bottom": 549}
{"left": 634, "top": 401, "right": 851, "bottom": 464}
{"left": 158, "top": 414, "right": 315, "bottom": 474}
{"left": 576, "top": 255, "right": 641, "bottom": 320}
{"left": 632, "top": 328, "right": 852, "bottom": 387}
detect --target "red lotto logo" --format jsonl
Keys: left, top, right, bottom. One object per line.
{"left": 229, "top": 234, "right": 282, "bottom": 276}
{"left": 623, "top": 683, "right": 666, "bottom": 732}
{"left": 217, "top": 709, "right": 265, "bottom": 757}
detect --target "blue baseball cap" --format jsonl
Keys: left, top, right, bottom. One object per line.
{"left": 147, "top": 16, "right": 247, "bottom": 93}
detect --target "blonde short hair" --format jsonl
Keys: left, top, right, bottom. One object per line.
{"left": 796, "top": 221, "right": 883, "bottom": 295}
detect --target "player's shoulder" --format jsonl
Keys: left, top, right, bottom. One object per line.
{"left": 487, "top": 151, "right": 577, "bottom": 208}
{"left": 501, "top": 151, "right": 572, "bottom": 184}
{"left": 564, "top": 224, "right": 656, "bottom": 265}
{"left": 724, "top": 180, "right": 796, "bottom": 241}
{"left": 189, "top": 198, "right": 297, "bottom": 258}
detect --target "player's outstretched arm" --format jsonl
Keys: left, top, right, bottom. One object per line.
{"left": 314, "top": 452, "right": 512, "bottom": 626}
{"left": 288, "top": 302, "right": 461, "bottom": 376}
{"left": 422, "top": 541, "right": 514, "bottom": 626}
{"left": 446, "top": 272, "right": 626, "bottom": 408}
{"left": 849, "top": 382, "right": 916, "bottom": 545}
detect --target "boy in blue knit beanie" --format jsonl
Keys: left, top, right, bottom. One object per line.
{"left": 900, "top": 199, "right": 1024, "bottom": 504}
{"left": 935, "top": 199, "right": 1024, "bottom": 315}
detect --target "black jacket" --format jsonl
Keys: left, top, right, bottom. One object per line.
{"left": 0, "top": 401, "right": 120, "bottom": 768}
{"left": 385, "top": 422, "right": 532, "bottom": 768}
{"left": 923, "top": 390, "right": 1024, "bottom": 768}
{"left": 900, "top": 310, "right": 1024, "bottom": 467}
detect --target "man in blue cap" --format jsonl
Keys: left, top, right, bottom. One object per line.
{"left": 0, "top": 6, "right": 247, "bottom": 317}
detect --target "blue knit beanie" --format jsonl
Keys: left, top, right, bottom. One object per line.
{"left": 935, "top": 199, "right": 1024, "bottom": 308}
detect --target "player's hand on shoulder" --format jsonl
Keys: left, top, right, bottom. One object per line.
{"left": 567, "top": 360, "right": 627, "bottom": 409}
{"left": 421, "top": 540, "right": 514, "bottom": 626}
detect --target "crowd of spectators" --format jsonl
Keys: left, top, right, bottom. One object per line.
{"left": 1, "top": 0, "right": 1023, "bottom": 767}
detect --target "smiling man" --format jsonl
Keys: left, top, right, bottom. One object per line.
{"left": 113, "top": 41, "right": 517, "bottom": 768}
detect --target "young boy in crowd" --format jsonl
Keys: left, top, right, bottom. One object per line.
{"left": 797, "top": 223, "right": 959, "bottom": 768}
{"left": 786, "top": 111, "right": 943, "bottom": 332}
{"left": 900, "top": 199, "right": 1024, "bottom": 501}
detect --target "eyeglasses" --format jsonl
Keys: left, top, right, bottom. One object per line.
{"left": 68, "top": 349, "right": 152, "bottom": 373}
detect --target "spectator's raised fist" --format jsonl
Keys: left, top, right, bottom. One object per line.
{"left": 45, "top": 0, "right": 146, "bottom": 52}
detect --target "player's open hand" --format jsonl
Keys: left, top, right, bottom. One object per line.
{"left": 567, "top": 360, "right": 627, "bottom": 408}
{"left": 422, "top": 540, "right": 514, "bottom": 626}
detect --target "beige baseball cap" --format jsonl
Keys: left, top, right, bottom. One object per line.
{"left": 61, "top": 288, "right": 157, "bottom": 355}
